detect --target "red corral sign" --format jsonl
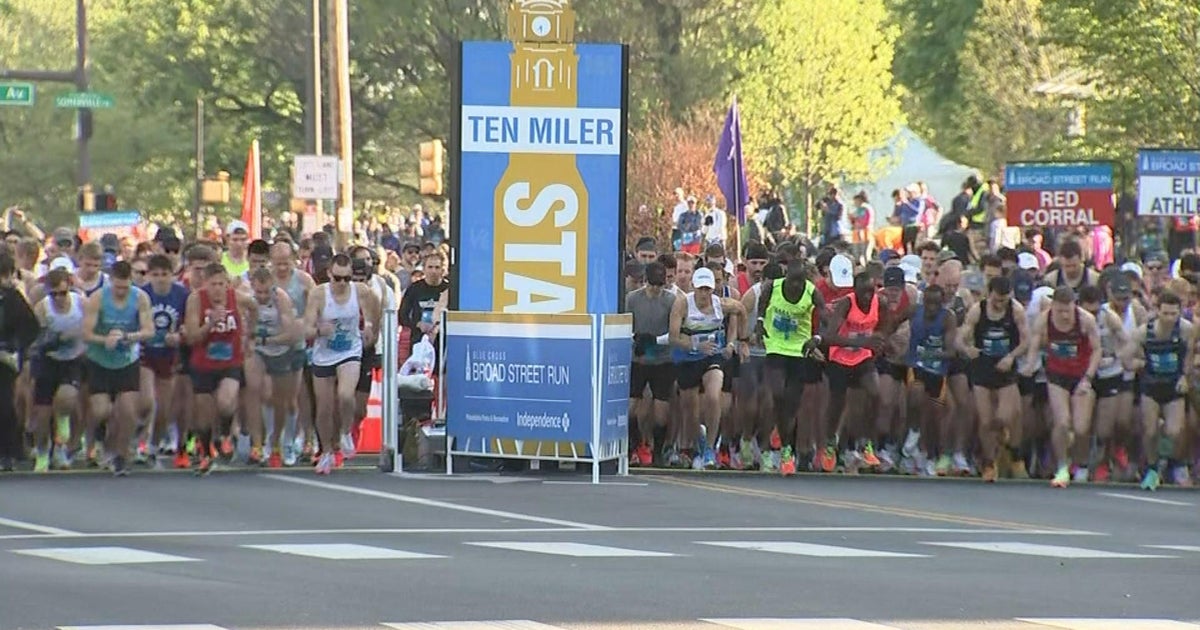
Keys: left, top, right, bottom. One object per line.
{"left": 1004, "top": 163, "right": 1114, "bottom": 227}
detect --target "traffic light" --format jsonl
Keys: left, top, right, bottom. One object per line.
{"left": 96, "top": 191, "right": 117, "bottom": 211}
{"left": 419, "top": 139, "right": 445, "bottom": 196}
{"left": 78, "top": 184, "right": 94, "bottom": 212}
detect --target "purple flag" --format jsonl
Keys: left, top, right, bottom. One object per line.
{"left": 714, "top": 97, "right": 750, "bottom": 225}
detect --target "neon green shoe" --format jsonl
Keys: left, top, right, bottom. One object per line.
{"left": 33, "top": 452, "right": 50, "bottom": 473}
{"left": 935, "top": 454, "right": 952, "bottom": 476}
{"left": 186, "top": 435, "right": 197, "bottom": 456}
{"left": 1051, "top": 464, "right": 1070, "bottom": 488}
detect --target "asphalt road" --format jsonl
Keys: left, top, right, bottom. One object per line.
{"left": 1, "top": 467, "right": 1198, "bottom": 630}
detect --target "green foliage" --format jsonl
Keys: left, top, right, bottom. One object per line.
{"left": 734, "top": 0, "right": 903, "bottom": 206}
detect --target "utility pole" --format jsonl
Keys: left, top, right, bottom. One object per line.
{"left": 332, "top": 0, "right": 353, "bottom": 248}
{"left": 306, "top": 0, "right": 323, "bottom": 156}
{"left": 0, "top": 0, "right": 91, "bottom": 191}
{"left": 193, "top": 96, "right": 205, "bottom": 239}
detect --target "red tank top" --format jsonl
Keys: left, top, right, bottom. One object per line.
{"left": 829, "top": 292, "right": 880, "bottom": 367}
{"left": 190, "top": 287, "right": 244, "bottom": 371}
{"left": 1045, "top": 307, "right": 1091, "bottom": 378}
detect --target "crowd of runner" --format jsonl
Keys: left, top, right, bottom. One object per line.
{"left": 0, "top": 220, "right": 451, "bottom": 477}
{"left": 625, "top": 221, "right": 1200, "bottom": 491}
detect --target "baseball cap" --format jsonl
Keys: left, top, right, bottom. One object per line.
{"left": 99, "top": 233, "right": 120, "bottom": 253}
{"left": 883, "top": 266, "right": 905, "bottom": 288}
{"left": 1017, "top": 252, "right": 1039, "bottom": 271}
{"left": 899, "top": 254, "right": 921, "bottom": 284}
{"left": 226, "top": 220, "right": 249, "bottom": 235}
{"left": 402, "top": 242, "right": 420, "bottom": 253}
{"left": 48, "top": 256, "right": 76, "bottom": 274}
{"left": 879, "top": 249, "right": 899, "bottom": 265}
{"left": 1109, "top": 273, "right": 1132, "bottom": 297}
{"left": 830, "top": 254, "right": 854, "bottom": 288}
{"left": 1120, "top": 261, "right": 1143, "bottom": 279}
{"left": 1012, "top": 269, "right": 1034, "bottom": 303}
{"left": 936, "top": 249, "right": 958, "bottom": 264}
{"left": 963, "top": 271, "right": 985, "bottom": 294}
{"left": 154, "top": 226, "right": 178, "bottom": 243}
{"left": 692, "top": 267, "right": 716, "bottom": 290}
{"left": 52, "top": 227, "right": 75, "bottom": 246}
{"left": 635, "top": 237, "right": 657, "bottom": 253}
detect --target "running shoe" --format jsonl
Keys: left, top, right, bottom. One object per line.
{"left": 728, "top": 447, "right": 743, "bottom": 471}
{"left": 842, "top": 449, "right": 862, "bottom": 474}
{"left": 935, "top": 454, "right": 952, "bottom": 476}
{"left": 111, "top": 455, "right": 129, "bottom": 477}
{"left": 173, "top": 452, "right": 190, "bottom": 469}
{"left": 247, "top": 446, "right": 264, "bottom": 466}
{"left": 1113, "top": 446, "right": 1130, "bottom": 471}
{"left": 220, "top": 436, "right": 234, "bottom": 458}
{"left": 760, "top": 450, "right": 778, "bottom": 473}
{"left": 922, "top": 459, "right": 937, "bottom": 477}
{"left": 315, "top": 453, "right": 333, "bottom": 475}
{"left": 196, "top": 456, "right": 214, "bottom": 476}
{"left": 185, "top": 435, "right": 197, "bottom": 457}
{"left": 861, "top": 441, "right": 881, "bottom": 468}
{"left": 739, "top": 438, "right": 755, "bottom": 471}
{"left": 821, "top": 445, "right": 837, "bottom": 473}
{"left": 267, "top": 452, "right": 283, "bottom": 469}
{"left": 282, "top": 443, "right": 299, "bottom": 467}
{"left": 1072, "top": 467, "right": 1089, "bottom": 484}
{"left": 780, "top": 445, "right": 796, "bottom": 476}
{"left": 1172, "top": 465, "right": 1192, "bottom": 487}
{"left": 33, "top": 451, "right": 49, "bottom": 473}
{"left": 134, "top": 440, "right": 149, "bottom": 465}
{"left": 702, "top": 447, "right": 717, "bottom": 470}
{"left": 51, "top": 447, "right": 71, "bottom": 471}
{"left": 1140, "top": 468, "right": 1161, "bottom": 491}
{"left": 1050, "top": 464, "right": 1070, "bottom": 488}
{"left": 666, "top": 446, "right": 682, "bottom": 468}
{"left": 902, "top": 429, "right": 921, "bottom": 459}
{"left": 716, "top": 447, "right": 731, "bottom": 470}
{"left": 340, "top": 432, "right": 357, "bottom": 460}
{"left": 769, "top": 428, "right": 782, "bottom": 451}
{"left": 635, "top": 443, "right": 653, "bottom": 467}
{"left": 1093, "top": 462, "right": 1111, "bottom": 483}
{"left": 334, "top": 451, "right": 345, "bottom": 468}
{"left": 1009, "top": 459, "right": 1030, "bottom": 480}
{"left": 952, "top": 451, "right": 971, "bottom": 475}
{"left": 878, "top": 445, "right": 897, "bottom": 473}
{"left": 981, "top": 464, "right": 998, "bottom": 483}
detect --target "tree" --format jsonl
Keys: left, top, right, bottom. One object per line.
{"left": 1041, "top": 0, "right": 1200, "bottom": 152}
{"left": 733, "top": 0, "right": 903, "bottom": 218}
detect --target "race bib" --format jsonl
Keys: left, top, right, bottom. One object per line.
{"left": 329, "top": 325, "right": 352, "bottom": 352}
{"left": 206, "top": 341, "right": 233, "bottom": 362}
{"left": 421, "top": 308, "right": 434, "bottom": 325}
{"left": 1050, "top": 341, "right": 1078, "bottom": 359}
{"left": 772, "top": 312, "right": 798, "bottom": 339}
{"left": 1149, "top": 352, "right": 1179, "bottom": 375}
{"left": 982, "top": 336, "right": 1010, "bottom": 357}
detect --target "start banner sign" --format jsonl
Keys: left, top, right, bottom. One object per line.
{"left": 1004, "top": 162, "right": 1114, "bottom": 228}
{"left": 1136, "top": 149, "right": 1200, "bottom": 216}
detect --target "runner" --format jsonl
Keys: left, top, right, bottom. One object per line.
{"left": 139, "top": 254, "right": 189, "bottom": 467}
{"left": 81, "top": 261, "right": 155, "bottom": 476}
{"left": 221, "top": 220, "right": 251, "bottom": 277}
{"left": 1045, "top": 240, "right": 1098, "bottom": 295}
{"left": 184, "top": 262, "right": 258, "bottom": 475}
{"left": 75, "top": 242, "right": 108, "bottom": 296}
{"left": 627, "top": 261, "right": 676, "bottom": 467}
{"left": 874, "top": 266, "right": 918, "bottom": 471}
{"left": 956, "top": 276, "right": 1029, "bottom": 482}
{"left": 755, "top": 257, "right": 825, "bottom": 475}
{"left": 669, "top": 267, "right": 745, "bottom": 469}
{"left": 347, "top": 246, "right": 391, "bottom": 458}
{"left": 304, "top": 254, "right": 381, "bottom": 474}
{"left": 1024, "top": 286, "right": 1101, "bottom": 488}
{"left": 30, "top": 268, "right": 86, "bottom": 471}
{"left": 1126, "top": 291, "right": 1192, "bottom": 490}
{"left": 247, "top": 267, "right": 301, "bottom": 467}
{"left": 270, "top": 241, "right": 315, "bottom": 466}
{"left": 906, "top": 282, "right": 957, "bottom": 475}
{"left": 1076, "top": 284, "right": 1131, "bottom": 482}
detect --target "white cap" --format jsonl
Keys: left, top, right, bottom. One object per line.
{"left": 226, "top": 219, "right": 249, "bottom": 235}
{"left": 1030, "top": 286, "right": 1055, "bottom": 313}
{"left": 1120, "top": 261, "right": 1143, "bottom": 279}
{"left": 48, "top": 257, "right": 76, "bottom": 274}
{"left": 692, "top": 267, "right": 716, "bottom": 290}
{"left": 724, "top": 258, "right": 735, "bottom": 276}
{"left": 830, "top": 254, "right": 854, "bottom": 288}
{"left": 1017, "top": 252, "right": 1039, "bottom": 271}
{"left": 899, "top": 254, "right": 921, "bottom": 284}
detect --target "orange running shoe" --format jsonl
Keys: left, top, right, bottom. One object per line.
{"left": 821, "top": 446, "right": 837, "bottom": 473}
{"left": 862, "top": 442, "right": 882, "bottom": 468}
{"left": 173, "top": 452, "right": 190, "bottom": 469}
{"left": 248, "top": 446, "right": 263, "bottom": 466}
{"left": 334, "top": 451, "right": 345, "bottom": 468}
{"left": 635, "top": 443, "right": 653, "bottom": 467}
{"left": 267, "top": 452, "right": 283, "bottom": 468}
{"left": 220, "top": 437, "right": 234, "bottom": 457}
{"left": 1113, "top": 446, "right": 1130, "bottom": 470}
{"left": 1094, "top": 462, "right": 1111, "bottom": 483}
{"left": 769, "top": 429, "right": 782, "bottom": 451}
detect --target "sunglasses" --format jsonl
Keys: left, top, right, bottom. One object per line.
{"left": 50, "top": 289, "right": 69, "bottom": 297}
{"left": 331, "top": 274, "right": 352, "bottom": 283}
{"left": 1147, "top": 265, "right": 1163, "bottom": 271}
{"left": 133, "top": 268, "right": 148, "bottom": 274}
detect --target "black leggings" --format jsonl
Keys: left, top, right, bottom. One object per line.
{"left": 901, "top": 225, "right": 919, "bottom": 254}
{"left": 0, "top": 367, "right": 20, "bottom": 460}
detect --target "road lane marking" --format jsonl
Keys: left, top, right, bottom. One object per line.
{"left": 263, "top": 474, "right": 611, "bottom": 530}
{"left": 383, "top": 622, "right": 566, "bottom": 629}
{"left": 0, "top": 515, "right": 80, "bottom": 536}
{"left": 466, "top": 541, "right": 676, "bottom": 557}
{"left": 652, "top": 476, "right": 1090, "bottom": 532}
{"left": 1146, "top": 545, "right": 1200, "bottom": 553}
{"left": 697, "top": 541, "right": 929, "bottom": 558}
{"left": 923, "top": 542, "right": 1175, "bottom": 559}
{"left": 59, "top": 626, "right": 231, "bottom": 630}
{"left": 0, "top": 525, "right": 1101, "bottom": 542}
{"left": 702, "top": 619, "right": 904, "bottom": 629}
{"left": 1097, "top": 492, "right": 1194, "bottom": 507}
{"left": 15, "top": 546, "right": 201, "bottom": 565}
{"left": 243, "top": 543, "right": 444, "bottom": 560}
{"left": 1015, "top": 619, "right": 1200, "bottom": 629}
{"left": 542, "top": 481, "right": 648, "bottom": 486}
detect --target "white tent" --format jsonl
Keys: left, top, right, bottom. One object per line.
{"left": 844, "top": 126, "right": 979, "bottom": 227}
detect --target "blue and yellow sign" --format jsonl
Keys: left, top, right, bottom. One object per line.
{"left": 453, "top": 1, "right": 627, "bottom": 315}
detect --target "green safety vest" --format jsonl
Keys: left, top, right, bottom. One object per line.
{"left": 763, "top": 278, "right": 814, "bottom": 357}
{"left": 968, "top": 186, "right": 989, "bottom": 224}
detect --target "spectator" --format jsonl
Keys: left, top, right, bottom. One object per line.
{"left": 819, "top": 186, "right": 846, "bottom": 247}
{"left": 1023, "top": 228, "right": 1052, "bottom": 271}
{"left": 701, "top": 195, "right": 726, "bottom": 249}
{"left": 677, "top": 196, "right": 703, "bottom": 255}
{"left": 849, "top": 191, "right": 874, "bottom": 263}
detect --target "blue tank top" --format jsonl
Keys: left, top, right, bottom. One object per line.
{"left": 142, "top": 281, "right": 189, "bottom": 358}
{"left": 86, "top": 285, "right": 142, "bottom": 369}
{"left": 908, "top": 307, "right": 948, "bottom": 375}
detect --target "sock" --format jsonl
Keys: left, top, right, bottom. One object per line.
{"left": 262, "top": 405, "right": 275, "bottom": 448}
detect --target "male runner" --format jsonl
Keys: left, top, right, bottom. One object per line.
{"left": 1077, "top": 284, "right": 1131, "bottom": 482}
{"left": 247, "top": 267, "right": 301, "bottom": 467}
{"left": 270, "top": 241, "right": 316, "bottom": 465}
{"left": 735, "top": 260, "right": 783, "bottom": 471}
{"left": 1045, "top": 240, "right": 1098, "bottom": 295}
{"left": 669, "top": 267, "right": 745, "bottom": 469}
{"left": 874, "top": 266, "right": 918, "bottom": 471}
{"left": 906, "top": 282, "right": 956, "bottom": 471}
{"left": 628, "top": 261, "right": 676, "bottom": 466}
{"left": 184, "top": 262, "right": 258, "bottom": 474}
{"left": 75, "top": 242, "right": 108, "bottom": 297}
{"left": 81, "top": 261, "right": 155, "bottom": 476}
{"left": 30, "top": 268, "right": 86, "bottom": 471}
{"left": 756, "top": 257, "right": 824, "bottom": 475}
{"left": 348, "top": 246, "right": 391, "bottom": 458}
{"left": 304, "top": 254, "right": 380, "bottom": 474}
{"left": 221, "top": 220, "right": 251, "bottom": 277}
{"left": 140, "top": 254, "right": 189, "bottom": 467}
{"left": 1126, "top": 291, "right": 1192, "bottom": 490}
{"left": 957, "top": 276, "right": 1029, "bottom": 482}
{"left": 1024, "top": 286, "right": 1101, "bottom": 488}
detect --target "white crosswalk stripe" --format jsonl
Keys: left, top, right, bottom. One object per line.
{"left": 697, "top": 541, "right": 929, "bottom": 558}
{"left": 382, "top": 622, "right": 567, "bottom": 630}
{"left": 921, "top": 542, "right": 1177, "bottom": 559}
{"left": 1015, "top": 619, "right": 1200, "bottom": 629}
{"left": 58, "top": 626, "right": 230, "bottom": 630}
{"left": 1146, "top": 545, "right": 1200, "bottom": 553}
{"left": 242, "top": 543, "right": 444, "bottom": 560}
{"left": 464, "top": 542, "right": 676, "bottom": 557}
{"left": 16, "top": 546, "right": 201, "bottom": 565}
{"left": 701, "top": 618, "right": 904, "bottom": 629}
